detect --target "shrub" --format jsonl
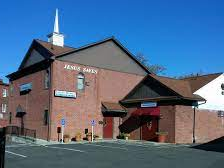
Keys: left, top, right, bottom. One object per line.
{"left": 63, "top": 134, "right": 70, "bottom": 138}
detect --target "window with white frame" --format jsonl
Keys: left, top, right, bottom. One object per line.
{"left": 2, "top": 104, "right": 7, "bottom": 113}
{"left": 2, "top": 88, "right": 7, "bottom": 97}
{"left": 77, "top": 73, "right": 85, "bottom": 90}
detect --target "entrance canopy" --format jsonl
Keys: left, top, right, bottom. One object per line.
{"left": 102, "top": 102, "right": 127, "bottom": 116}
{"left": 131, "top": 107, "right": 160, "bottom": 116}
{"left": 16, "top": 105, "right": 26, "bottom": 118}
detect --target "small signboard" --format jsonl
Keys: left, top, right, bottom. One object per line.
{"left": 20, "top": 83, "right": 32, "bottom": 92}
{"left": 91, "top": 120, "right": 96, "bottom": 126}
{"left": 141, "top": 102, "right": 157, "bottom": 108}
{"left": 61, "top": 118, "right": 65, "bottom": 126}
{"left": 55, "top": 90, "right": 76, "bottom": 99}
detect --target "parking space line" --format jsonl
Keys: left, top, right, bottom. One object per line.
{"left": 107, "top": 141, "right": 179, "bottom": 149}
{"left": 6, "top": 144, "right": 40, "bottom": 148}
{"left": 45, "top": 146, "right": 86, "bottom": 153}
{"left": 6, "top": 151, "right": 27, "bottom": 158}
{"left": 82, "top": 143, "right": 128, "bottom": 150}
{"left": 106, "top": 141, "right": 151, "bottom": 148}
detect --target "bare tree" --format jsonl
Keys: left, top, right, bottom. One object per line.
{"left": 135, "top": 53, "right": 166, "bottom": 74}
{"left": 176, "top": 70, "right": 204, "bottom": 79}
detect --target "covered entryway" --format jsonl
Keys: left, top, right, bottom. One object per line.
{"left": 119, "top": 107, "right": 160, "bottom": 141}
{"left": 103, "top": 117, "right": 113, "bottom": 139}
{"left": 102, "top": 102, "right": 127, "bottom": 139}
{"left": 141, "top": 116, "right": 158, "bottom": 141}
{"left": 131, "top": 107, "right": 159, "bottom": 141}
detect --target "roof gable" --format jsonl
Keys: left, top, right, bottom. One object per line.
{"left": 56, "top": 37, "right": 149, "bottom": 76}
{"left": 22, "top": 49, "right": 45, "bottom": 68}
{"left": 19, "top": 40, "right": 75, "bottom": 70}
{"left": 121, "top": 75, "right": 204, "bottom": 104}
{"left": 122, "top": 76, "right": 178, "bottom": 101}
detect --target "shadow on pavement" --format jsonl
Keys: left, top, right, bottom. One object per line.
{"left": 191, "top": 136, "right": 224, "bottom": 153}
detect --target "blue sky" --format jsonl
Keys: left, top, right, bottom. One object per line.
{"left": 0, "top": 0, "right": 223, "bottom": 82}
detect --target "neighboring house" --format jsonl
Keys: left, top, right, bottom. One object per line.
{"left": 0, "top": 79, "right": 9, "bottom": 128}
{"left": 184, "top": 73, "right": 224, "bottom": 111}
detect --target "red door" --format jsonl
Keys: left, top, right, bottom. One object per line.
{"left": 141, "top": 117, "right": 158, "bottom": 141}
{"left": 103, "top": 117, "right": 113, "bottom": 139}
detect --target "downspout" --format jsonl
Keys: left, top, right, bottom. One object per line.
{"left": 192, "top": 100, "right": 206, "bottom": 143}
{"left": 47, "top": 59, "right": 54, "bottom": 141}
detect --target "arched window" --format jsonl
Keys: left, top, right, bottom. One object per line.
{"left": 77, "top": 73, "right": 85, "bottom": 90}
{"left": 44, "top": 70, "right": 50, "bottom": 89}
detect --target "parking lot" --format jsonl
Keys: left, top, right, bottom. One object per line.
{"left": 5, "top": 140, "right": 224, "bottom": 168}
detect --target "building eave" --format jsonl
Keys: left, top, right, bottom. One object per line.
{"left": 7, "top": 59, "right": 54, "bottom": 81}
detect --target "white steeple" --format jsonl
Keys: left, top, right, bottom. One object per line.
{"left": 47, "top": 9, "right": 64, "bottom": 47}
{"left": 54, "top": 9, "right": 59, "bottom": 33}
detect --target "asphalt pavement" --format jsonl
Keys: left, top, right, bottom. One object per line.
{"left": 5, "top": 140, "right": 224, "bottom": 168}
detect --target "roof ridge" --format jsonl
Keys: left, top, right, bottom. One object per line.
{"left": 181, "top": 72, "right": 223, "bottom": 80}
{"left": 35, "top": 39, "right": 75, "bottom": 49}
{"left": 150, "top": 74, "right": 183, "bottom": 81}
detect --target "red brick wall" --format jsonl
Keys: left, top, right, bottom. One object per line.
{"left": 50, "top": 60, "right": 144, "bottom": 141}
{"left": 159, "top": 106, "right": 176, "bottom": 143}
{"left": 9, "top": 70, "right": 50, "bottom": 139}
{"left": 0, "top": 83, "right": 9, "bottom": 128}
{"left": 174, "top": 106, "right": 224, "bottom": 144}
{"left": 195, "top": 109, "right": 224, "bottom": 143}
{"left": 175, "top": 105, "right": 194, "bottom": 143}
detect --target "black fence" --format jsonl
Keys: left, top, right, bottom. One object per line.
{"left": 5, "top": 126, "right": 36, "bottom": 142}
{"left": 0, "top": 126, "right": 36, "bottom": 168}
{"left": 0, "top": 127, "right": 6, "bottom": 168}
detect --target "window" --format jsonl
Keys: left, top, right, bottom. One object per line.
{"left": 9, "top": 112, "right": 12, "bottom": 124}
{"left": 221, "top": 84, "right": 224, "bottom": 95}
{"left": 2, "top": 88, "right": 7, "bottom": 97}
{"left": 10, "top": 85, "right": 14, "bottom": 96}
{"left": 77, "top": 73, "right": 85, "bottom": 90}
{"left": 2, "top": 104, "right": 7, "bottom": 113}
{"left": 44, "top": 70, "right": 50, "bottom": 89}
{"left": 44, "top": 110, "right": 48, "bottom": 125}
{"left": 20, "top": 83, "right": 32, "bottom": 95}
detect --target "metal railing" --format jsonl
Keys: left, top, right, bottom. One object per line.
{"left": 5, "top": 126, "right": 36, "bottom": 142}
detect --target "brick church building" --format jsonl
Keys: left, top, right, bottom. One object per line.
{"left": 6, "top": 10, "right": 224, "bottom": 143}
